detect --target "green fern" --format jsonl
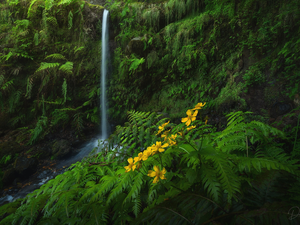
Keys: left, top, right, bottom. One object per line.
{"left": 59, "top": 61, "right": 73, "bottom": 74}
{"left": 27, "top": 0, "right": 39, "bottom": 18}
{"left": 45, "top": 53, "right": 66, "bottom": 60}
{"left": 35, "top": 62, "right": 60, "bottom": 74}
{"left": 28, "top": 116, "right": 48, "bottom": 145}
{"left": 62, "top": 78, "right": 67, "bottom": 104}
{"left": 25, "top": 76, "right": 33, "bottom": 99}
{"left": 68, "top": 11, "right": 73, "bottom": 30}
{"left": 46, "top": 16, "right": 58, "bottom": 27}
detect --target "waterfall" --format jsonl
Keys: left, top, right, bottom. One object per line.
{"left": 101, "top": 9, "right": 109, "bottom": 139}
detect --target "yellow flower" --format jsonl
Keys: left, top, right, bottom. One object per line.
{"left": 152, "top": 141, "right": 169, "bottom": 155}
{"left": 161, "top": 130, "right": 170, "bottom": 142}
{"left": 187, "top": 125, "right": 196, "bottom": 131}
{"left": 170, "top": 134, "right": 177, "bottom": 139}
{"left": 142, "top": 148, "right": 152, "bottom": 161}
{"left": 147, "top": 165, "right": 167, "bottom": 183}
{"left": 134, "top": 152, "right": 143, "bottom": 163}
{"left": 124, "top": 158, "right": 136, "bottom": 172}
{"left": 181, "top": 109, "right": 198, "bottom": 126}
{"left": 168, "top": 138, "right": 176, "bottom": 146}
{"left": 193, "top": 102, "right": 206, "bottom": 110}
{"left": 205, "top": 119, "right": 208, "bottom": 125}
{"left": 167, "top": 134, "right": 177, "bottom": 146}
{"left": 178, "top": 132, "right": 183, "bottom": 136}
{"left": 156, "top": 121, "right": 170, "bottom": 135}
{"left": 159, "top": 121, "right": 170, "bottom": 130}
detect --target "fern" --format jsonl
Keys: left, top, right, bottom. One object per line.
{"left": 33, "top": 32, "right": 39, "bottom": 45}
{"left": 57, "top": 0, "right": 73, "bottom": 6}
{"left": 46, "top": 16, "right": 58, "bottom": 27}
{"left": 27, "top": 0, "right": 39, "bottom": 18}
{"left": 59, "top": 61, "right": 73, "bottom": 74}
{"left": 28, "top": 116, "right": 48, "bottom": 145}
{"left": 35, "top": 62, "right": 60, "bottom": 73}
{"left": 72, "top": 112, "right": 83, "bottom": 137}
{"left": 62, "top": 78, "right": 67, "bottom": 104}
{"left": 45, "top": 53, "right": 66, "bottom": 60}
{"left": 68, "top": 11, "right": 73, "bottom": 30}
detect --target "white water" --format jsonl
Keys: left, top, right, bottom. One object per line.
{"left": 101, "top": 9, "right": 109, "bottom": 139}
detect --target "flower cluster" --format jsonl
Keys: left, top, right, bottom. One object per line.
{"left": 124, "top": 102, "right": 206, "bottom": 184}
{"left": 181, "top": 102, "right": 206, "bottom": 129}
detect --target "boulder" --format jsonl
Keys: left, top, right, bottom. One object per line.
{"left": 14, "top": 156, "right": 38, "bottom": 178}
{"left": 125, "top": 37, "right": 144, "bottom": 57}
{"left": 51, "top": 139, "right": 72, "bottom": 159}
{"left": 269, "top": 102, "right": 293, "bottom": 119}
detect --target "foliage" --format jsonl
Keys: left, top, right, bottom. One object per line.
{"left": 0, "top": 104, "right": 299, "bottom": 224}
{"left": 0, "top": 0, "right": 102, "bottom": 142}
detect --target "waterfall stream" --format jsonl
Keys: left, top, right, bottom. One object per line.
{"left": 101, "top": 9, "right": 109, "bottom": 139}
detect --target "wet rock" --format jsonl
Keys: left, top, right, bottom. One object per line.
{"left": 52, "top": 139, "right": 72, "bottom": 159}
{"left": 37, "top": 170, "right": 51, "bottom": 179}
{"left": 125, "top": 37, "right": 144, "bottom": 57}
{"left": 14, "top": 156, "right": 38, "bottom": 178}
{"left": 2, "top": 168, "right": 18, "bottom": 185}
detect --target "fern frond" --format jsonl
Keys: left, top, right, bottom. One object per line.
{"left": 28, "top": 116, "right": 47, "bottom": 145}
{"left": 123, "top": 172, "right": 144, "bottom": 206}
{"left": 46, "top": 16, "right": 58, "bottom": 27}
{"left": 59, "top": 61, "right": 73, "bottom": 74}
{"left": 27, "top": 0, "right": 39, "bottom": 18}
{"left": 200, "top": 164, "right": 221, "bottom": 202}
{"left": 68, "top": 11, "right": 73, "bottom": 30}
{"left": 90, "top": 173, "right": 119, "bottom": 203}
{"left": 62, "top": 78, "right": 67, "bottom": 104}
{"left": 206, "top": 154, "right": 241, "bottom": 204}
{"left": 45, "top": 53, "right": 66, "bottom": 60}
{"left": 35, "top": 62, "right": 60, "bottom": 73}
{"left": 57, "top": 0, "right": 73, "bottom": 6}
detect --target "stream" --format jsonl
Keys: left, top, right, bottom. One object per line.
{"left": 0, "top": 135, "right": 125, "bottom": 207}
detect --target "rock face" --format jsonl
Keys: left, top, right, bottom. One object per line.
{"left": 51, "top": 139, "right": 72, "bottom": 159}
{"left": 14, "top": 157, "right": 38, "bottom": 178}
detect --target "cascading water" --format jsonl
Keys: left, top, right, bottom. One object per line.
{"left": 101, "top": 9, "right": 109, "bottom": 139}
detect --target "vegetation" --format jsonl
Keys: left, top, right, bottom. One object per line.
{"left": 0, "top": 0, "right": 299, "bottom": 224}
{"left": 0, "top": 103, "right": 299, "bottom": 224}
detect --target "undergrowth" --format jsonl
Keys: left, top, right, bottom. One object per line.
{"left": 0, "top": 103, "right": 299, "bottom": 225}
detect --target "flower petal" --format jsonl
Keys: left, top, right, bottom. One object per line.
{"left": 159, "top": 148, "right": 165, "bottom": 153}
{"left": 153, "top": 165, "right": 160, "bottom": 173}
{"left": 162, "top": 143, "right": 169, "bottom": 148}
{"left": 186, "top": 120, "right": 191, "bottom": 126}
{"left": 181, "top": 118, "right": 188, "bottom": 123}
{"left": 147, "top": 170, "right": 156, "bottom": 177}
{"left": 132, "top": 165, "right": 137, "bottom": 171}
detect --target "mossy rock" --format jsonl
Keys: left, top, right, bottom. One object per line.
{"left": 51, "top": 139, "right": 72, "bottom": 159}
